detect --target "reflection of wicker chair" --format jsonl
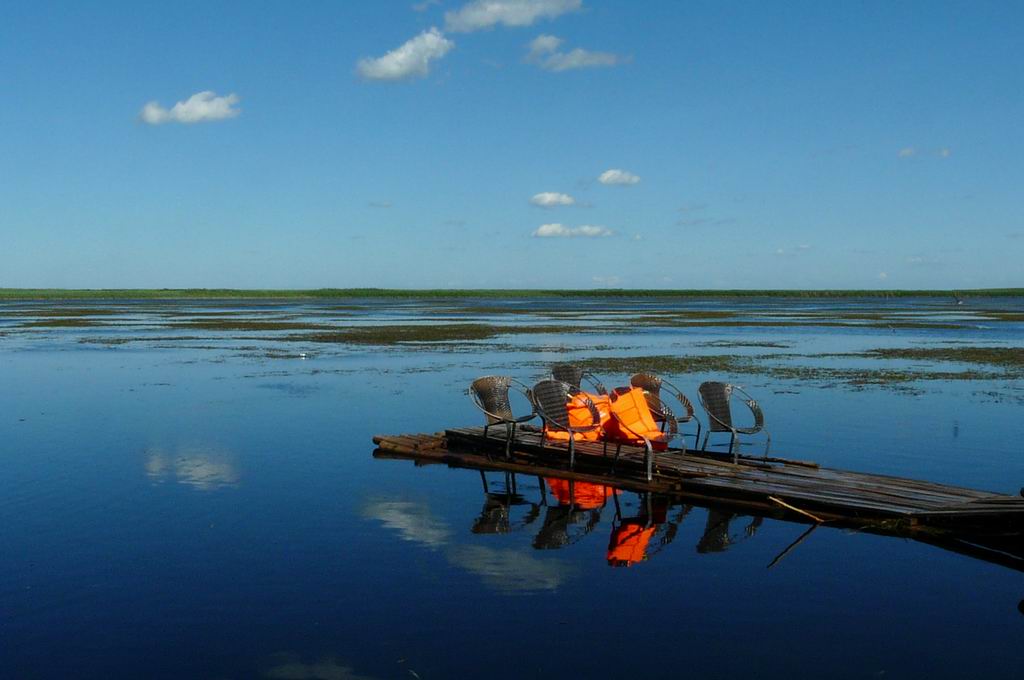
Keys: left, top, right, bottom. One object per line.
{"left": 607, "top": 387, "right": 680, "bottom": 482}
{"left": 630, "top": 372, "right": 702, "bottom": 447}
{"left": 551, "top": 363, "right": 608, "bottom": 395}
{"left": 530, "top": 379, "right": 602, "bottom": 472}
{"left": 697, "top": 381, "right": 771, "bottom": 462}
{"left": 469, "top": 376, "right": 536, "bottom": 459}
{"left": 472, "top": 472, "right": 543, "bottom": 534}
{"left": 532, "top": 505, "right": 601, "bottom": 550}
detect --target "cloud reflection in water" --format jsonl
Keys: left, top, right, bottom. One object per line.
{"left": 263, "top": 655, "right": 380, "bottom": 680}
{"left": 145, "top": 446, "right": 240, "bottom": 490}
{"left": 362, "top": 498, "right": 572, "bottom": 593}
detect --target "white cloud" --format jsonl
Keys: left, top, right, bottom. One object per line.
{"left": 445, "top": 0, "right": 581, "bottom": 32}
{"left": 530, "top": 191, "right": 575, "bottom": 207}
{"left": 357, "top": 28, "right": 454, "bottom": 81}
{"left": 775, "top": 245, "right": 811, "bottom": 256}
{"left": 527, "top": 34, "right": 563, "bottom": 57}
{"left": 139, "top": 91, "right": 240, "bottom": 125}
{"left": 413, "top": 0, "right": 442, "bottom": 11}
{"left": 592, "top": 275, "right": 621, "bottom": 286}
{"left": 533, "top": 223, "right": 613, "bottom": 237}
{"left": 899, "top": 146, "right": 951, "bottom": 159}
{"left": 525, "top": 34, "right": 621, "bottom": 71}
{"left": 677, "top": 202, "right": 708, "bottom": 213}
{"left": 878, "top": 272, "right": 888, "bottom": 280}
{"left": 906, "top": 255, "right": 942, "bottom": 267}
{"left": 598, "top": 168, "right": 640, "bottom": 185}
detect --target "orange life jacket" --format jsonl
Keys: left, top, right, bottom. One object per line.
{"left": 607, "top": 522, "right": 656, "bottom": 566}
{"left": 606, "top": 386, "right": 668, "bottom": 450}
{"left": 544, "top": 391, "right": 612, "bottom": 442}
{"left": 546, "top": 478, "right": 619, "bottom": 509}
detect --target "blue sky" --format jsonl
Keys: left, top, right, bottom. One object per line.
{"left": 2, "top": 0, "right": 1022, "bottom": 289}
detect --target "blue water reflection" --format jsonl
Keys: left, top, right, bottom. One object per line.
{"left": 1, "top": 297, "right": 1023, "bottom": 679}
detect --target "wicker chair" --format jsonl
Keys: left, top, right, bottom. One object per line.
{"left": 630, "top": 372, "right": 702, "bottom": 447}
{"left": 551, "top": 363, "right": 608, "bottom": 395}
{"left": 469, "top": 375, "right": 537, "bottom": 459}
{"left": 530, "top": 379, "right": 603, "bottom": 472}
{"left": 697, "top": 381, "right": 771, "bottom": 462}
{"left": 607, "top": 386, "right": 681, "bottom": 482}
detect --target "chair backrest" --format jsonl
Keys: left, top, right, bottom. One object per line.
{"left": 470, "top": 375, "right": 515, "bottom": 424}
{"left": 551, "top": 363, "right": 584, "bottom": 388}
{"left": 698, "top": 381, "right": 733, "bottom": 432}
{"left": 630, "top": 372, "right": 662, "bottom": 397}
{"left": 632, "top": 372, "right": 695, "bottom": 422}
{"left": 531, "top": 379, "right": 574, "bottom": 430}
{"left": 630, "top": 373, "right": 665, "bottom": 423}
{"left": 552, "top": 363, "right": 607, "bottom": 395}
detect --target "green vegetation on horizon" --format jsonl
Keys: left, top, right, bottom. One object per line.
{"left": 1, "top": 287, "right": 1022, "bottom": 300}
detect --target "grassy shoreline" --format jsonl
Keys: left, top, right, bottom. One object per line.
{"left": 1, "top": 287, "right": 1022, "bottom": 300}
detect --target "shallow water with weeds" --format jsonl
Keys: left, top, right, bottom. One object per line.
{"left": 2, "top": 296, "right": 1024, "bottom": 678}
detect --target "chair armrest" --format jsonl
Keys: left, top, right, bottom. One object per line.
{"left": 660, "top": 377, "right": 696, "bottom": 422}
{"left": 732, "top": 385, "right": 764, "bottom": 434}
{"left": 582, "top": 371, "right": 608, "bottom": 396}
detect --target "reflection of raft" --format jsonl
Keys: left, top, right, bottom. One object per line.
{"left": 372, "top": 425, "right": 1024, "bottom": 538}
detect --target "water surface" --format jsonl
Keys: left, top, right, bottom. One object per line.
{"left": 2, "top": 296, "right": 1023, "bottom": 678}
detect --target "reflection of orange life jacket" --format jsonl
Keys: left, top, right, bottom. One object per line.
{"left": 607, "top": 522, "right": 656, "bottom": 566}
{"left": 546, "top": 478, "right": 619, "bottom": 509}
{"left": 544, "top": 392, "right": 612, "bottom": 442}
{"left": 606, "top": 387, "right": 668, "bottom": 451}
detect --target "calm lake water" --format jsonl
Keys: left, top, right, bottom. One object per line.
{"left": 2, "top": 296, "right": 1023, "bottom": 679}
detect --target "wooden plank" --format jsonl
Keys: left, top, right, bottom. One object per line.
{"left": 375, "top": 427, "right": 1024, "bottom": 533}
{"left": 452, "top": 424, "right": 996, "bottom": 507}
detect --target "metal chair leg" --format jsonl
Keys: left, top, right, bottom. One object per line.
{"left": 645, "top": 441, "right": 653, "bottom": 482}
{"left": 505, "top": 422, "right": 515, "bottom": 460}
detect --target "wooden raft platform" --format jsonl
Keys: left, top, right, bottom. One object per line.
{"left": 373, "top": 425, "right": 1024, "bottom": 535}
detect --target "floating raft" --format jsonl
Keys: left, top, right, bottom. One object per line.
{"left": 373, "top": 425, "right": 1024, "bottom": 536}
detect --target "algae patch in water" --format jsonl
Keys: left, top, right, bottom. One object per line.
{"left": 172, "top": 319, "right": 330, "bottom": 332}
{"left": 697, "top": 340, "right": 791, "bottom": 349}
{"left": 292, "top": 324, "right": 583, "bottom": 344}
{"left": 2, "top": 308, "right": 123, "bottom": 317}
{"left": 571, "top": 353, "right": 1009, "bottom": 388}
{"left": 21, "top": 318, "right": 102, "bottom": 328}
{"left": 572, "top": 355, "right": 756, "bottom": 375}
{"left": 863, "top": 347, "right": 1024, "bottom": 371}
